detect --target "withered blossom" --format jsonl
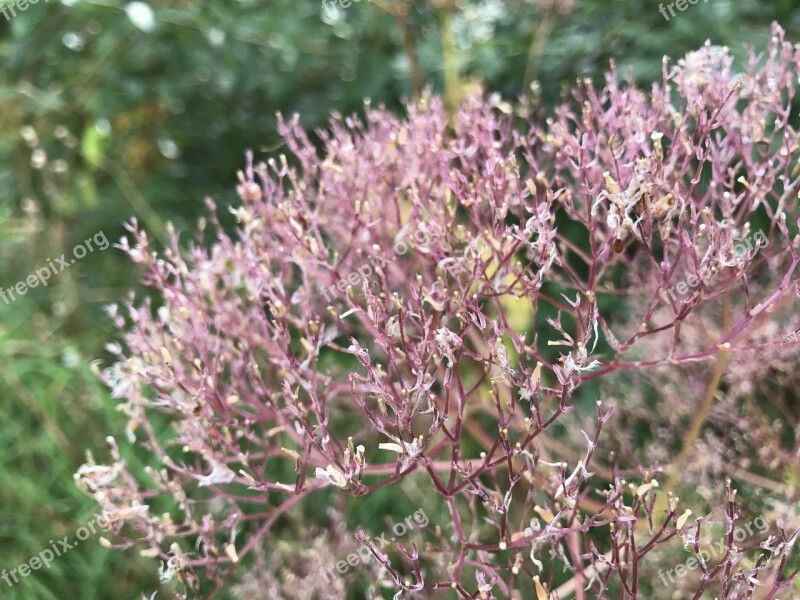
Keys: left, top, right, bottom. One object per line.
{"left": 78, "top": 26, "right": 800, "bottom": 599}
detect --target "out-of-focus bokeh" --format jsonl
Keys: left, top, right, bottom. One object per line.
{"left": 0, "top": 0, "right": 798, "bottom": 597}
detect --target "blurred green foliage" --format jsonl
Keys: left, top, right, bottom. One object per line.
{"left": 0, "top": 0, "right": 798, "bottom": 597}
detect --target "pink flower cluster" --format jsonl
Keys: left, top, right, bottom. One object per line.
{"left": 78, "top": 25, "right": 800, "bottom": 599}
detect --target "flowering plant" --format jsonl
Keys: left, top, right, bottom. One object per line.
{"left": 78, "top": 25, "right": 800, "bottom": 599}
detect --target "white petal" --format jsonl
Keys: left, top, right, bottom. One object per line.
{"left": 379, "top": 442, "right": 405, "bottom": 454}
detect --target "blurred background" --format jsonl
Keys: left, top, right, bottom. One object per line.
{"left": 1, "top": 0, "right": 799, "bottom": 597}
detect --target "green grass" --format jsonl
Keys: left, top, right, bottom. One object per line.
{"left": 0, "top": 299, "right": 158, "bottom": 599}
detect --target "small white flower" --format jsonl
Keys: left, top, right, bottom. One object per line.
{"left": 20, "top": 125, "right": 38, "bottom": 146}
{"left": 314, "top": 464, "right": 349, "bottom": 489}
{"left": 158, "top": 557, "right": 177, "bottom": 583}
{"left": 560, "top": 341, "right": 603, "bottom": 381}
{"left": 434, "top": 327, "right": 462, "bottom": 366}
{"left": 74, "top": 463, "right": 121, "bottom": 491}
{"left": 379, "top": 438, "right": 423, "bottom": 470}
{"left": 197, "top": 459, "right": 236, "bottom": 487}
{"left": 31, "top": 149, "right": 47, "bottom": 169}
{"left": 554, "top": 459, "right": 593, "bottom": 499}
